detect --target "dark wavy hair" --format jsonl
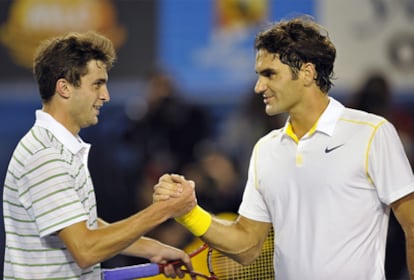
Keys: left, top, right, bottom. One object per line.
{"left": 33, "top": 31, "right": 116, "bottom": 103}
{"left": 255, "top": 16, "right": 336, "bottom": 93}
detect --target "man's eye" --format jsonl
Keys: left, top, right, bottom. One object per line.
{"left": 94, "top": 82, "right": 104, "bottom": 88}
{"left": 262, "top": 70, "right": 275, "bottom": 78}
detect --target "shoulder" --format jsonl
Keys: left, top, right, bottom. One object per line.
{"left": 257, "top": 128, "right": 283, "bottom": 145}
{"left": 14, "top": 126, "right": 68, "bottom": 169}
{"left": 252, "top": 128, "right": 284, "bottom": 156}
{"left": 340, "top": 107, "right": 388, "bottom": 128}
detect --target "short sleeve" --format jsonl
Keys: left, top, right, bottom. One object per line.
{"left": 368, "top": 121, "right": 414, "bottom": 205}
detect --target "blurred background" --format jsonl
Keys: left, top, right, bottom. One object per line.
{"left": 1, "top": 0, "right": 413, "bottom": 279}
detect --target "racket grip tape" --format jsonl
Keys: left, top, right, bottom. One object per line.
{"left": 102, "top": 263, "right": 160, "bottom": 280}
{"left": 175, "top": 205, "right": 212, "bottom": 237}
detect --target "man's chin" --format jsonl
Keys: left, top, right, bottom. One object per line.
{"left": 265, "top": 108, "right": 279, "bottom": 116}
{"left": 82, "top": 119, "right": 99, "bottom": 128}
{"left": 265, "top": 104, "right": 286, "bottom": 117}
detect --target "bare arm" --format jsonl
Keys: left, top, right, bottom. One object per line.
{"left": 201, "top": 215, "right": 271, "bottom": 265}
{"left": 392, "top": 192, "right": 414, "bottom": 279}
{"left": 121, "top": 236, "right": 187, "bottom": 262}
{"left": 98, "top": 219, "right": 190, "bottom": 263}
{"left": 57, "top": 174, "right": 196, "bottom": 269}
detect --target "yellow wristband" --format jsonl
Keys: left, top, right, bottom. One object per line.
{"left": 175, "top": 205, "right": 212, "bottom": 237}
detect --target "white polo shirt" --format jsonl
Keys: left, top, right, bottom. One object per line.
{"left": 239, "top": 97, "right": 414, "bottom": 280}
{"left": 3, "top": 110, "right": 100, "bottom": 279}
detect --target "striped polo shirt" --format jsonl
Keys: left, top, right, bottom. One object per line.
{"left": 239, "top": 97, "right": 414, "bottom": 280}
{"left": 3, "top": 110, "right": 100, "bottom": 279}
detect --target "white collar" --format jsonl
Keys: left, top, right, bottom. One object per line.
{"left": 34, "top": 110, "right": 90, "bottom": 154}
{"left": 314, "top": 97, "right": 345, "bottom": 136}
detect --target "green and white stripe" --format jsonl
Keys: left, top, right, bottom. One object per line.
{"left": 3, "top": 111, "right": 100, "bottom": 279}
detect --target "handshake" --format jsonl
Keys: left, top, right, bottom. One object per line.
{"left": 153, "top": 174, "right": 212, "bottom": 237}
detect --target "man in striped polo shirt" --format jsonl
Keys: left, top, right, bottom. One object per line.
{"left": 3, "top": 31, "right": 197, "bottom": 279}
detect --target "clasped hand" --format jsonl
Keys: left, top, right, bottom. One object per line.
{"left": 153, "top": 174, "right": 197, "bottom": 218}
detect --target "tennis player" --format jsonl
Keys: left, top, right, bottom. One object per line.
{"left": 2, "top": 31, "right": 197, "bottom": 279}
{"left": 155, "top": 16, "right": 414, "bottom": 279}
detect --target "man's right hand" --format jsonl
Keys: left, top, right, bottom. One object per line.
{"left": 153, "top": 174, "right": 197, "bottom": 218}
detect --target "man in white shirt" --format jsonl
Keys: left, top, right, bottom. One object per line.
{"left": 156, "top": 16, "right": 414, "bottom": 279}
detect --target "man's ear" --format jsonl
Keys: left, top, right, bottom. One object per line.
{"left": 301, "top": 62, "right": 316, "bottom": 87}
{"left": 56, "top": 78, "right": 71, "bottom": 99}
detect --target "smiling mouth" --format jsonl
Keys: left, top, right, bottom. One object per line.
{"left": 263, "top": 95, "right": 273, "bottom": 103}
{"left": 93, "top": 105, "right": 102, "bottom": 114}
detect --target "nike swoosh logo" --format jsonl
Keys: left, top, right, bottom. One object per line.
{"left": 325, "top": 144, "right": 344, "bottom": 153}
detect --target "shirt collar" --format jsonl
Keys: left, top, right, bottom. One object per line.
{"left": 282, "top": 97, "right": 345, "bottom": 140}
{"left": 315, "top": 97, "right": 345, "bottom": 136}
{"left": 34, "top": 110, "right": 90, "bottom": 154}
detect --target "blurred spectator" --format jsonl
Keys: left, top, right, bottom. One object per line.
{"left": 181, "top": 148, "right": 241, "bottom": 214}
{"left": 348, "top": 73, "right": 391, "bottom": 116}
{"left": 122, "top": 69, "right": 212, "bottom": 205}
{"left": 348, "top": 72, "right": 413, "bottom": 280}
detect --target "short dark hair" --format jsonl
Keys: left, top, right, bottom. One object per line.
{"left": 255, "top": 16, "right": 336, "bottom": 93}
{"left": 33, "top": 31, "right": 116, "bottom": 102}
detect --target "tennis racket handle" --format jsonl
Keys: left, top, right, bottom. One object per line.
{"left": 102, "top": 263, "right": 161, "bottom": 280}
